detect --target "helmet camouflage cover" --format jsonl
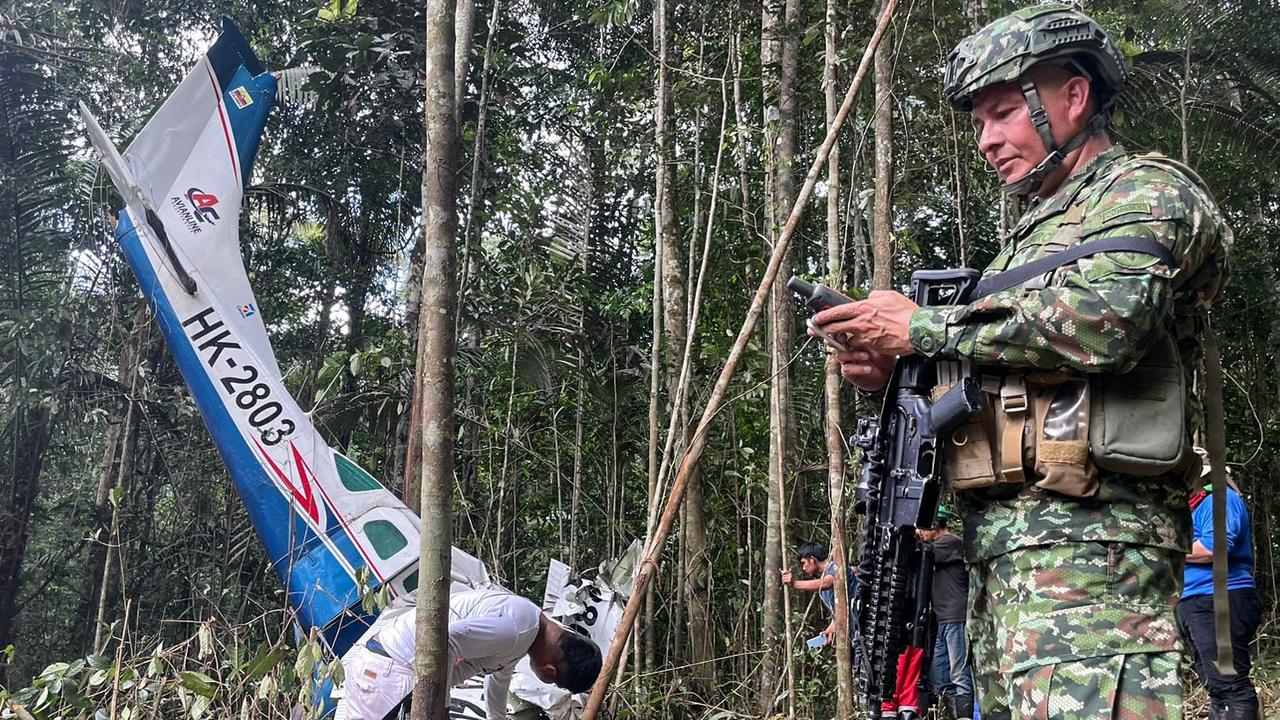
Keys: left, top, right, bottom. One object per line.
{"left": 944, "top": 3, "right": 1128, "bottom": 111}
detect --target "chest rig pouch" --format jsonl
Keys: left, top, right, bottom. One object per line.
{"left": 939, "top": 232, "right": 1184, "bottom": 496}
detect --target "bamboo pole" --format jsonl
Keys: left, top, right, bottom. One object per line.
{"left": 579, "top": 3, "right": 899, "bottom": 715}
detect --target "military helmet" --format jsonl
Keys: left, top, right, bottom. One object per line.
{"left": 943, "top": 4, "right": 1128, "bottom": 194}
{"left": 944, "top": 4, "right": 1128, "bottom": 112}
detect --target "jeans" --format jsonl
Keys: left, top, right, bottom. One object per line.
{"left": 1176, "top": 587, "right": 1262, "bottom": 710}
{"left": 931, "top": 621, "right": 974, "bottom": 697}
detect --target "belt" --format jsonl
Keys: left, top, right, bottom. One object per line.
{"left": 366, "top": 637, "right": 391, "bottom": 658}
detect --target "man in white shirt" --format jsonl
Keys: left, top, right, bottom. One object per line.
{"left": 336, "top": 588, "right": 602, "bottom": 720}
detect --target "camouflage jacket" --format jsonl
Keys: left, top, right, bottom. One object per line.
{"left": 908, "top": 146, "right": 1232, "bottom": 561}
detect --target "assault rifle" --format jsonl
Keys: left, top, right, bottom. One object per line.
{"left": 788, "top": 269, "right": 983, "bottom": 716}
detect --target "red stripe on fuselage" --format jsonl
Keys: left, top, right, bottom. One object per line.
{"left": 255, "top": 439, "right": 319, "bottom": 523}
{"left": 203, "top": 63, "right": 241, "bottom": 185}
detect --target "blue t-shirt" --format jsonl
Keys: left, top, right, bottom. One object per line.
{"left": 1183, "top": 487, "right": 1255, "bottom": 598}
{"left": 819, "top": 563, "right": 857, "bottom": 613}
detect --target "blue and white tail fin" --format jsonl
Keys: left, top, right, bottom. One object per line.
{"left": 80, "top": 18, "right": 423, "bottom": 656}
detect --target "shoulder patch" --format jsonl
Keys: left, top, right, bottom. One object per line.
{"left": 1095, "top": 201, "right": 1154, "bottom": 224}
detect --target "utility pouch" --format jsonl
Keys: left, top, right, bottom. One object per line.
{"left": 1088, "top": 333, "right": 1189, "bottom": 475}
{"left": 937, "top": 382, "right": 998, "bottom": 491}
{"left": 1030, "top": 376, "right": 1099, "bottom": 497}
{"left": 941, "top": 375, "right": 1027, "bottom": 491}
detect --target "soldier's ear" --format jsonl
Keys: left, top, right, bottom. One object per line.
{"left": 1064, "top": 75, "right": 1094, "bottom": 128}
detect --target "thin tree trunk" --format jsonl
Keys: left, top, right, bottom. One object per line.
{"left": 409, "top": 0, "right": 500, "bottom": 500}
{"left": 824, "top": 0, "right": 854, "bottom": 712}
{"left": 1180, "top": 28, "right": 1192, "bottom": 164}
{"left": 494, "top": 340, "right": 519, "bottom": 572}
{"left": 732, "top": 21, "right": 754, "bottom": 243}
{"left": 304, "top": 207, "right": 340, "bottom": 412}
{"left": 872, "top": 0, "right": 894, "bottom": 291}
{"left": 642, "top": 0, "right": 672, "bottom": 681}
{"left": 570, "top": 255, "right": 588, "bottom": 566}
{"left": 963, "top": 0, "right": 989, "bottom": 31}
{"left": 455, "top": 0, "right": 502, "bottom": 306}
{"left": 410, "top": 0, "right": 458, "bottom": 714}
{"left": 0, "top": 403, "right": 54, "bottom": 681}
{"left": 84, "top": 313, "right": 149, "bottom": 644}
{"left": 454, "top": 0, "right": 476, "bottom": 127}
{"left": 580, "top": 6, "right": 898, "bottom": 713}
{"left": 760, "top": 0, "right": 800, "bottom": 710}
{"left": 92, "top": 376, "right": 141, "bottom": 652}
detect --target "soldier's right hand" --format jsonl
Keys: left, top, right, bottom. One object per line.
{"left": 833, "top": 346, "right": 895, "bottom": 392}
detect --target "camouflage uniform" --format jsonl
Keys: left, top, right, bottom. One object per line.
{"left": 908, "top": 146, "right": 1232, "bottom": 719}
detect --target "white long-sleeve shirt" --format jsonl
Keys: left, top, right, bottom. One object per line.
{"left": 375, "top": 589, "right": 543, "bottom": 719}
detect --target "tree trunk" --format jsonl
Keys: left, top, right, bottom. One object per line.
{"left": 759, "top": 0, "right": 800, "bottom": 711}
{"left": 407, "top": 0, "right": 501, "bottom": 501}
{"left": 335, "top": 258, "right": 373, "bottom": 451}
{"left": 0, "top": 403, "right": 54, "bottom": 683}
{"left": 410, "top": 0, "right": 458, "bottom": 715}
{"left": 963, "top": 0, "right": 989, "bottom": 31}
{"left": 872, "top": 1, "right": 894, "bottom": 291}
{"left": 453, "top": 0, "right": 476, "bottom": 127}
{"left": 653, "top": 0, "right": 714, "bottom": 688}
{"left": 642, "top": 0, "right": 672, "bottom": 681}
{"left": 303, "top": 205, "right": 341, "bottom": 412}
{"left": 824, "top": 0, "right": 855, "bottom": 712}
{"left": 732, "top": 20, "right": 755, "bottom": 244}
{"left": 91, "top": 363, "right": 143, "bottom": 652}
{"left": 83, "top": 312, "right": 150, "bottom": 646}
{"left": 455, "top": 0, "right": 501, "bottom": 306}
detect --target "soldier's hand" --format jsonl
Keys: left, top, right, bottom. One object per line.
{"left": 813, "top": 290, "right": 918, "bottom": 358}
{"left": 831, "top": 346, "right": 896, "bottom": 391}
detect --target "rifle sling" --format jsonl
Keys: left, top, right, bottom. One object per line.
{"left": 970, "top": 235, "right": 1175, "bottom": 301}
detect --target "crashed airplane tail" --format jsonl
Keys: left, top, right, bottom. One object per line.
{"left": 81, "top": 20, "right": 633, "bottom": 718}
{"left": 79, "top": 18, "right": 424, "bottom": 657}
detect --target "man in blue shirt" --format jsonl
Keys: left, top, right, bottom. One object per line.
{"left": 782, "top": 541, "right": 855, "bottom": 643}
{"left": 1177, "top": 451, "right": 1261, "bottom": 720}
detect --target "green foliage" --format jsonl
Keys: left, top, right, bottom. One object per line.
{"left": 1, "top": 618, "right": 298, "bottom": 720}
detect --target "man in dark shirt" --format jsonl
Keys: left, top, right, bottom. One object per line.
{"left": 919, "top": 507, "right": 973, "bottom": 720}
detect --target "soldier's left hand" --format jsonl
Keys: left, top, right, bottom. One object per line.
{"left": 813, "top": 290, "right": 918, "bottom": 358}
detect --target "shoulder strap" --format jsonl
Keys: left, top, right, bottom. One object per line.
{"left": 971, "top": 235, "right": 1175, "bottom": 301}
{"left": 1202, "top": 323, "right": 1238, "bottom": 678}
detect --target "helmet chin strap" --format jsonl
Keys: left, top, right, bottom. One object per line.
{"left": 1005, "top": 78, "right": 1111, "bottom": 196}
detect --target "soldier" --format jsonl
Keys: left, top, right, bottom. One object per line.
{"left": 813, "top": 4, "right": 1230, "bottom": 719}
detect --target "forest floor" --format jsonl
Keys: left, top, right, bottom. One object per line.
{"left": 1182, "top": 645, "right": 1279, "bottom": 717}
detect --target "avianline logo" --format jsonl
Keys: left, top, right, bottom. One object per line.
{"left": 169, "top": 187, "right": 220, "bottom": 233}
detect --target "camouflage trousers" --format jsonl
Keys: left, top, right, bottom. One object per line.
{"left": 968, "top": 541, "right": 1184, "bottom": 719}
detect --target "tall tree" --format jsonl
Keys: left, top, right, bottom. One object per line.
{"left": 758, "top": 0, "right": 801, "bottom": 710}
{"left": 824, "top": 0, "right": 855, "bottom": 713}
{"left": 872, "top": 1, "right": 895, "bottom": 291}
{"left": 650, "top": 0, "right": 715, "bottom": 689}
{"left": 411, "top": 0, "right": 459, "bottom": 715}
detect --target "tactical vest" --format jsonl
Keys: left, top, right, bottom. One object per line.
{"left": 944, "top": 153, "right": 1223, "bottom": 496}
